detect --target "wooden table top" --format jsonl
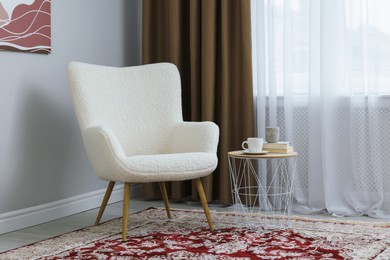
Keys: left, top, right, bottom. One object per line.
{"left": 228, "top": 150, "right": 298, "bottom": 159}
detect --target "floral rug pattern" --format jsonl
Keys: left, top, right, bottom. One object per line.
{"left": 1, "top": 208, "right": 389, "bottom": 259}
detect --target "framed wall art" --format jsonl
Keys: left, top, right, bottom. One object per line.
{"left": 0, "top": 0, "right": 51, "bottom": 54}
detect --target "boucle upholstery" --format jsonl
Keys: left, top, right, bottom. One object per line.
{"left": 68, "top": 62, "right": 219, "bottom": 183}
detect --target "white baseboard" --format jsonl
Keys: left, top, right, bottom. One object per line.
{"left": 0, "top": 183, "right": 142, "bottom": 235}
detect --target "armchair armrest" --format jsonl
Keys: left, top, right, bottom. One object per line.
{"left": 81, "top": 125, "right": 126, "bottom": 179}
{"left": 172, "top": 121, "right": 219, "bottom": 153}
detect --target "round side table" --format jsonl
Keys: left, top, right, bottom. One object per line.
{"left": 228, "top": 150, "right": 298, "bottom": 230}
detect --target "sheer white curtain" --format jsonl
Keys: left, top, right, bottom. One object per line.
{"left": 252, "top": 0, "right": 390, "bottom": 218}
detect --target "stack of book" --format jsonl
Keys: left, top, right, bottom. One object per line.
{"left": 263, "top": 142, "right": 293, "bottom": 154}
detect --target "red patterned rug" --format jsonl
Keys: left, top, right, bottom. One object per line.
{"left": 1, "top": 208, "right": 389, "bottom": 259}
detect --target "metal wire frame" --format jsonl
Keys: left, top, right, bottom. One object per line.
{"left": 228, "top": 155, "right": 297, "bottom": 230}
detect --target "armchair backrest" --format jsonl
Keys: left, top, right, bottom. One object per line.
{"left": 68, "top": 62, "right": 183, "bottom": 156}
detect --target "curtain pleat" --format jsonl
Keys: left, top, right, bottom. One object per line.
{"left": 142, "top": 0, "right": 254, "bottom": 204}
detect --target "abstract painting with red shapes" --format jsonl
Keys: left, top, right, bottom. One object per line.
{"left": 0, "top": 0, "right": 51, "bottom": 54}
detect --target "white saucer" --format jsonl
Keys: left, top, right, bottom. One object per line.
{"left": 243, "top": 150, "right": 269, "bottom": 155}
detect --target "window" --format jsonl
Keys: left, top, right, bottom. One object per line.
{"left": 252, "top": 0, "right": 390, "bottom": 96}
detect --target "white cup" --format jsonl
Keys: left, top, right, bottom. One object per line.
{"left": 242, "top": 138, "right": 263, "bottom": 153}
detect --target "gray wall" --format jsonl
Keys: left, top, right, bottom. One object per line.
{"left": 0, "top": 0, "right": 141, "bottom": 214}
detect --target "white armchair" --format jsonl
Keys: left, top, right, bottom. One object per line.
{"left": 68, "top": 62, "right": 219, "bottom": 241}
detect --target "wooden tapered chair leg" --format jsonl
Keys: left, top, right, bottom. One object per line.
{"left": 159, "top": 182, "right": 172, "bottom": 218}
{"left": 194, "top": 178, "right": 214, "bottom": 231}
{"left": 122, "top": 182, "right": 131, "bottom": 241}
{"left": 95, "top": 181, "right": 115, "bottom": 226}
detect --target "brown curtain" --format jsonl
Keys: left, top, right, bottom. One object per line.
{"left": 142, "top": 0, "right": 254, "bottom": 204}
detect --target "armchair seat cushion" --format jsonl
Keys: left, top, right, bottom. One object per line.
{"left": 116, "top": 152, "right": 218, "bottom": 183}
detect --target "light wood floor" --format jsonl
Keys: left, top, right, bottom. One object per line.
{"left": 0, "top": 196, "right": 384, "bottom": 253}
